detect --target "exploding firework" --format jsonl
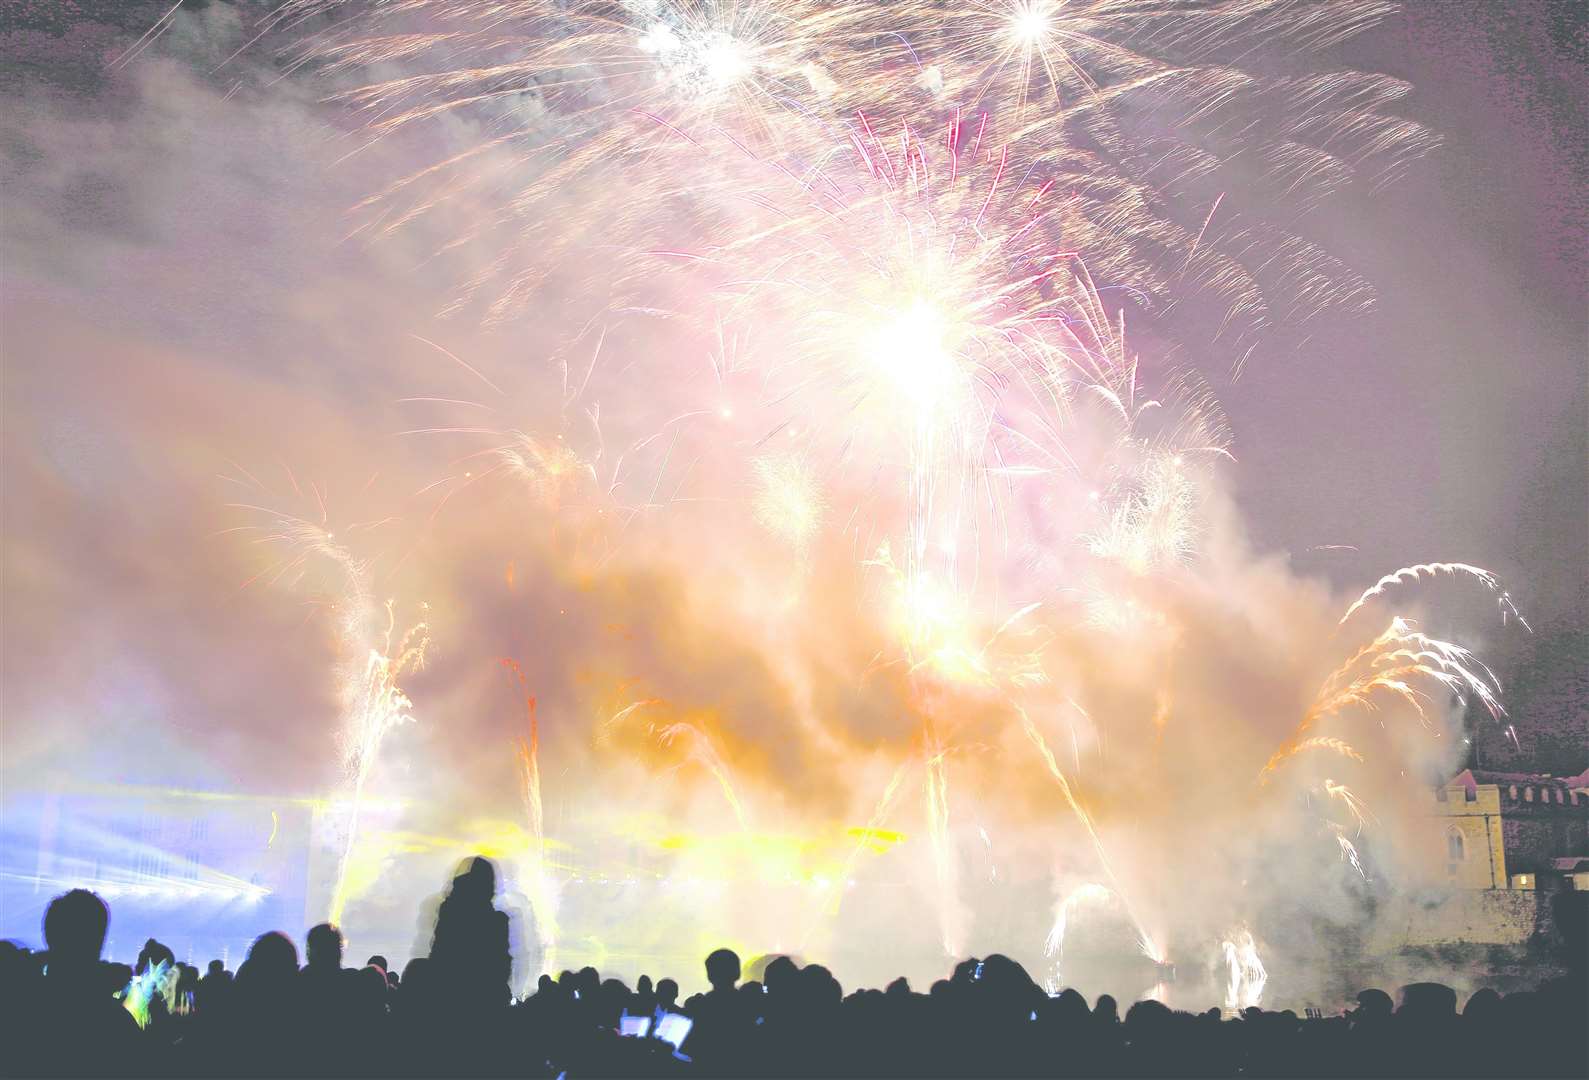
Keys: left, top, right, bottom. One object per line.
{"left": 279, "top": 0, "right": 1431, "bottom": 349}
{"left": 1262, "top": 611, "right": 1506, "bottom": 783}
{"left": 196, "top": 0, "right": 1531, "bottom": 994}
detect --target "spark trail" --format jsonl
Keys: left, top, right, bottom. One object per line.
{"left": 503, "top": 657, "right": 560, "bottom": 973}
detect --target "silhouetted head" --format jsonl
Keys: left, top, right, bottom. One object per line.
{"left": 885, "top": 976, "right": 910, "bottom": 997}
{"left": 451, "top": 856, "right": 497, "bottom": 902}
{"left": 140, "top": 938, "right": 175, "bottom": 975}
{"left": 977, "top": 954, "right": 1035, "bottom": 1001}
{"left": 1094, "top": 994, "right": 1119, "bottom": 1023}
{"left": 655, "top": 977, "right": 679, "bottom": 1007}
{"left": 1124, "top": 998, "right": 1173, "bottom": 1035}
{"left": 1055, "top": 988, "right": 1089, "bottom": 1023}
{"left": 762, "top": 955, "right": 798, "bottom": 996}
{"left": 1398, "top": 982, "right": 1457, "bottom": 1019}
{"left": 104, "top": 962, "right": 133, "bottom": 995}
{"left": 801, "top": 964, "right": 842, "bottom": 1007}
{"left": 536, "top": 974, "right": 555, "bottom": 995}
{"left": 1463, "top": 987, "right": 1501, "bottom": 1020}
{"left": 43, "top": 889, "right": 109, "bottom": 970}
{"left": 207, "top": 959, "right": 226, "bottom": 977}
{"left": 598, "top": 978, "right": 630, "bottom": 1020}
{"left": 1353, "top": 988, "right": 1393, "bottom": 1019}
{"left": 242, "top": 931, "right": 299, "bottom": 983}
{"left": 306, "top": 923, "right": 344, "bottom": 969}
{"left": 355, "top": 965, "right": 388, "bottom": 999}
{"left": 636, "top": 974, "right": 653, "bottom": 995}
{"left": 366, "top": 954, "right": 389, "bottom": 974}
{"left": 705, "top": 948, "right": 740, "bottom": 992}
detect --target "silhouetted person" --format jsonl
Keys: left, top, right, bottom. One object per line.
{"left": 299, "top": 923, "right": 355, "bottom": 1072}
{"left": 688, "top": 948, "right": 747, "bottom": 1075}
{"left": 654, "top": 977, "right": 680, "bottom": 1016}
{"left": 217, "top": 931, "right": 302, "bottom": 1077}
{"left": 633, "top": 973, "right": 656, "bottom": 1018}
{"left": 25, "top": 889, "right": 141, "bottom": 1077}
{"left": 197, "top": 958, "right": 232, "bottom": 1014}
{"left": 419, "top": 857, "right": 511, "bottom": 1072}
{"left": 362, "top": 953, "right": 395, "bottom": 991}
{"left": 1392, "top": 982, "right": 1460, "bottom": 1079}
{"left": 0, "top": 939, "right": 41, "bottom": 1026}
{"left": 10, "top": 871, "right": 1589, "bottom": 1080}
{"left": 135, "top": 938, "right": 174, "bottom": 977}
{"left": 429, "top": 858, "right": 511, "bottom": 1012}
{"left": 130, "top": 936, "right": 178, "bottom": 1037}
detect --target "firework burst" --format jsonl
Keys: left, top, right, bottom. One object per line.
{"left": 278, "top": 0, "right": 1431, "bottom": 347}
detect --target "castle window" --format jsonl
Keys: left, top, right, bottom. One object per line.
{"left": 1447, "top": 828, "right": 1466, "bottom": 862}
{"left": 1525, "top": 787, "right": 1534, "bottom": 802}
{"left": 1464, "top": 787, "right": 1476, "bottom": 802}
{"left": 1509, "top": 786, "right": 1518, "bottom": 799}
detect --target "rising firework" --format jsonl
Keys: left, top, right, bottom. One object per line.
{"left": 224, "top": 472, "right": 430, "bottom": 924}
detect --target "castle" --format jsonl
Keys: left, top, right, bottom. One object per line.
{"left": 1369, "top": 767, "right": 1589, "bottom": 956}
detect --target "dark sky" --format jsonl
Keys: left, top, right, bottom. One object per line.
{"left": 1222, "top": 2, "right": 1586, "bottom": 633}
{"left": 1219, "top": 2, "right": 1587, "bottom": 766}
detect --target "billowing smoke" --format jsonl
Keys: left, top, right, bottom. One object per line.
{"left": 0, "top": 2, "right": 1554, "bottom": 1008}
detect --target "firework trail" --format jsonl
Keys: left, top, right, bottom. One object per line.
{"left": 1220, "top": 926, "right": 1267, "bottom": 1011}
{"left": 222, "top": 471, "right": 377, "bottom": 629}
{"left": 1332, "top": 824, "right": 1369, "bottom": 881}
{"left": 1288, "top": 736, "right": 1364, "bottom": 765}
{"left": 658, "top": 720, "right": 752, "bottom": 833}
{"left": 502, "top": 658, "right": 560, "bottom": 973}
{"left": 1020, "top": 706, "right": 1160, "bottom": 961}
{"left": 330, "top": 599, "right": 430, "bottom": 925}
{"left": 923, "top": 737, "right": 963, "bottom": 956}
{"left": 503, "top": 660, "right": 545, "bottom": 846}
{"left": 1324, "top": 778, "right": 1377, "bottom": 835}
{"left": 825, "top": 759, "right": 912, "bottom": 922}
{"left": 1339, "top": 560, "right": 1530, "bottom": 629}
{"left": 223, "top": 475, "right": 431, "bottom": 923}
{"left": 1261, "top": 612, "right": 1506, "bottom": 783}
{"left": 1042, "top": 881, "right": 1113, "bottom": 990}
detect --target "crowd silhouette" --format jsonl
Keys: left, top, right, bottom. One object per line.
{"left": 1, "top": 856, "right": 1584, "bottom": 1079}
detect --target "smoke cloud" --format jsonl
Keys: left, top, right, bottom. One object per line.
{"left": 2, "top": 2, "right": 1571, "bottom": 1007}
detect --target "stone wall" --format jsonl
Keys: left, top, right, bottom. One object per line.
{"left": 1368, "top": 888, "right": 1546, "bottom": 951}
